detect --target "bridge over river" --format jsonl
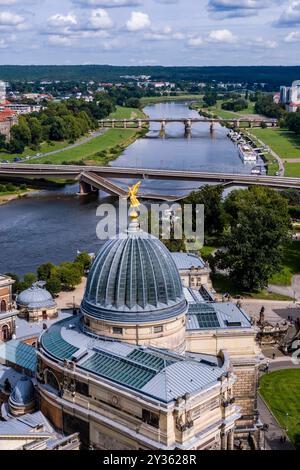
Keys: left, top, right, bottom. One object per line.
{"left": 0, "top": 163, "right": 299, "bottom": 201}
{"left": 100, "top": 117, "right": 278, "bottom": 133}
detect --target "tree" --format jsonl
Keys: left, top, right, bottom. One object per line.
{"left": 46, "top": 276, "right": 62, "bottom": 296}
{"left": 126, "top": 97, "right": 141, "bottom": 109}
{"left": 216, "top": 187, "right": 290, "bottom": 290}
{"left": 37, "top": 262, "right": 55, "bottom": 281}
{"left": 21, "top": 272, "right": 37, "bottom": 290}
{"left": 8, "top": 138, "right": 25, "bottom": 154}
{"left": 203, "top": 92, "right": 217, "bottom": 107}
{"left": 27, "top": 117, "right": 42, "bottom": 147}
{"left": 183, "top": 185, "right": 225, "bottom": 236}
{"left": 58, "top": 262, "right": 82, "bottom": 290}
{"left": 286, "top": 111, "right": 300, "bottom": 135}
{"left": 0, "top": 133, "right": 6, "bottom": 149}
{"left": 11, "top": 118, "right": 31, "bottom": 146}
{"left": 75, "top": 252, "right": 92, "bottom": 271}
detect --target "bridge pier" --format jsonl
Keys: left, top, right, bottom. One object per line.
{"left": 184, "top": 119, "right": 192, "bottom": 138}
{"left": 78, "top": 181, "right": 94, "bottom": 196}
{"left": 160, "top": 120, "right": 166, "bottom": 137}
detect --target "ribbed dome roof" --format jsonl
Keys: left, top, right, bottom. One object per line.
{"left": 10, "top": 376, "right": 35, "bottom": 407}
{"left": 81, "top": 229, "right": 187, "bottom": 323}
{"left": 17, "top": 282, "right": 56, "bottom": 309}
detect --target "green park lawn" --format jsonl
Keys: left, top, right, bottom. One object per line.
{"left": 269, "top": 241, "right": 300, "bottom": 286}
{"left": 201, "top": 99, "right": 257, "bottom": 120}
{"left": 33, "top": 128, "right": 141, "bottom": 165}
{"left": 0, "top": 139, "right": 70, "bottom": 162}
{"left": 0, "top": 106, "right": 145, "bottom": 164}
{"left": 260, "top": 370, "right": 300, "bottom": 448}
{"left": 108, "top": 106, "right": 146, "bottom": 119}
{"left": 284, "top": 163, "right": 300, "bottom": 178}
{"left": 251, "top": 128, "right": 300, "bottom": 159}
{"left": 211, "top": 273, "right": 293, "bottom": 301}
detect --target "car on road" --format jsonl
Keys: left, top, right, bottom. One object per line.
{"left": 275, "top": 171, "right": 279, "bottom": 176}
{"left": 13, "top": 157, "right": 22, "bottom": 162}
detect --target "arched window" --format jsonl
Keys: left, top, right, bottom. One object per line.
{"left": 1, "top": 325, "right": 9, "bottom": 341}
{"left": 0, "top": 300, "right": 7, "bottom": 313}
{"left": 45, "top": 369, "right": 60, "bottom": 391}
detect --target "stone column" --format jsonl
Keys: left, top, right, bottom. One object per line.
{"left": 138, "top": 120, "right": 142, "bottom": 129}
{"left": 221, "top": 432, "right": 227, "bottom": 450}
{"left": 227, "top": 430, "right": 234, "bottom": 450}
{"left": 112, "top": 120, "right": 115, "bottom": 128}
{"left": 123, "top": 120, "right": 127, "bottom": 129}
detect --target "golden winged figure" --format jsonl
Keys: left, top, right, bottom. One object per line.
{"left": 128, "top": 181, "right": 141, "bottom": 208}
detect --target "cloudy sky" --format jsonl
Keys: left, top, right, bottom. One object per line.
{"left": 0, "top": 0, "right": 300, "bottom": 65}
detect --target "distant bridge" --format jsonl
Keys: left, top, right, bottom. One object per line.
{"left": 0, "top": 163, "right": 299, "bottom": 201}
{"left": 100, "top": 117, "right": 278, "bottom": 133}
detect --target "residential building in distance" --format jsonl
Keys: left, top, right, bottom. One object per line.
{"left": 279, "top": 80, "right": 300, "bottom": 112}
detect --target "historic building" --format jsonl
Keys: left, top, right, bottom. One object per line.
{"left": 17, "top": 282, "right": 58, "bottom": 322}
{"left": 36, "top": 209, "right": 262, "bottom": 450}
{"left": 0, "top": 275, "right": 17, "bottom": 343}
{"left": 0, "top": 108, "right": 18, "bottom": 141}
{"left": 170, "top": 253, "right": 212, "bottom": 290}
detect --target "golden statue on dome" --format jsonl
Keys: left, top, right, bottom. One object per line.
{"left": 128, "top": 181, "right": 141, "bottom": 208}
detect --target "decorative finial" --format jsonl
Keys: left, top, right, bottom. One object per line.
{"left": 127, "top": 181, "right": 141, "bottom": 230}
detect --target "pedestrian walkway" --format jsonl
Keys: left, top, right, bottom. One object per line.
{"left": 258, "top": 395, "right": 294, "bottom": 450}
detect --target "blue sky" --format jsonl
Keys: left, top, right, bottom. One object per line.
{"left": 0, "top": 0, "right": 300, "bottom": 65}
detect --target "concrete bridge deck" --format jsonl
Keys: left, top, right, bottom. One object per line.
{"left": 0, "top": 164, "right": 300, "bottom": 199}
{"left": 100, "top": 117, "right": 277, "bottom": 130}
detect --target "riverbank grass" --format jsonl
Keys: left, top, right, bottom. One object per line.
{"left": 0, "top": 106, "right": 146, "bottom": 164}
{"left": 33, "top": 128, "right": 143, "bottom": 165}
{"left": 197, "top": 99, "right": 257, "bottom": 120}
{"left": 259, "top": 370, "right": 300, "bottom": 448}
{"left": 141, "top": 94, "right": 203, "bottom": 105}
{"left": 269, "top": 241, "right": 300, "bottom": 286}
{"left": 251, "top": 128, "right": 300, "bottom": 159}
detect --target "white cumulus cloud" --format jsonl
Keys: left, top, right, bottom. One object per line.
{"left": 47, "top": 13, "right": 78, "bottom": 28}
{"left": 208, "top": 29, "right": 238, "bottom": 43}
{"left": 48, "top": 35, "right": 74, "bottom": 46}
{"left": 285, "top": 30, "right": 300, "bottom": 42}
{"left": 187, "top": 36, "right": 203, "bottom": 48}
{"left": 0, "top": 11, "right": 25, "bottom": 26}
{"left": 89, "top": 9, "right": 113, "bottom": 29}
{"left": 276, "top": 1, "right": 300, "bottom": 26}
{"left": 126, "top": 11, "right": 151, "bottom": 31}
{"left": 73, "top": 0, "right": 141, "bottom": 7}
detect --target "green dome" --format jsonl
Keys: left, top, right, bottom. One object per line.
{"left": 81, "top": 229, "right": 187, "bottom": 324}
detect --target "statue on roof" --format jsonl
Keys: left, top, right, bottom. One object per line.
{"left": 128, "top": 181, "right": 141, "bottom": 209}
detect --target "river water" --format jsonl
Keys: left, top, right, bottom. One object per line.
{"left": 0, "top": 101, "right": 261, "bottom": 275}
